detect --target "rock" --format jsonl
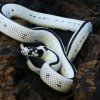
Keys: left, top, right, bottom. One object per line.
{"left": 72, "top": 34, "right": 100, "bottom": 100}
{"left": 0, "top": 0, "right": 17, "bottom": 3}
{"left": 14, "top": 80, "right": 42, "bottom": 100}
{"left": 0, "top": 0, "right": 100, "bottom": 100}
{"left": 73, "top": 60, "right": 100, "bottom": 100}
{"left": 0, "top": 48, "right": 19, "bottom": 100}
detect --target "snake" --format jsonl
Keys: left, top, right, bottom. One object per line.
{"left": 20, "top": 44, "right": 73, "bottom": 92}
{"left": 0, "top": 3, "right": 92, "bottom": 92}
{"left": 21, "top": 45, "right": 62, "bottom": 72}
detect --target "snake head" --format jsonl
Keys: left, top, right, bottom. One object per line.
{"left": 21, "top": 46, "right": 45, "bottom": 57}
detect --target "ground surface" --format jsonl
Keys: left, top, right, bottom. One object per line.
{"left": 0, "top": 0, "right": 100, "bottom": 100}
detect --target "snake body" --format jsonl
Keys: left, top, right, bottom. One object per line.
{"left": 21, "top": 45, "right": 61, "bottom": 72}
{"left": 20, "top": 44, "right": 73, "bottom": 92}
{"left": 0, "top": 3, "right": 92, "bottom": 61}
{"left": 0, "top": 3, "right": 92, "bottom": 92}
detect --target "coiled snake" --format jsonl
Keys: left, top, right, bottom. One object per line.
{"left": 0, "top": 3, "right": 92, "bottom": 92}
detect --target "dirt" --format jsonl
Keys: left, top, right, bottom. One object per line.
{"left": 0, "top": 0, "right": 100, "bottom": 100}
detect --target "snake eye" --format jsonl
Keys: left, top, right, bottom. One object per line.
{"left": 37, "top": 49, "right": 44, "bottom": 57}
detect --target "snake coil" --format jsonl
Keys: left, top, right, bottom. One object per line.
{"left": 0, "top": 3, "right": 92, "bottom": 92}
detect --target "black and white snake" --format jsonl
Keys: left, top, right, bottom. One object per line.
{"left": 0, "top": 3, "right": 92, "bottom": 92}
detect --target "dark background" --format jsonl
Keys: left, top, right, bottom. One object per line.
{"left": 0, "top": 0, "right": 100, "bottom": 100}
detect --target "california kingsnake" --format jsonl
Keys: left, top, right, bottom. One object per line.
{"left": 0, "top": 3, "right": 92, "bottom": 92}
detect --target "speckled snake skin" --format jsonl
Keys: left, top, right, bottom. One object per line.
{"left": 0, "top": 3, "right": 92, "bottom": 92}
{"left": 20, "top": 44, "right": 74, "bottom": 92}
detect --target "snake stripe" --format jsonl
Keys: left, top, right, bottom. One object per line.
{"left": 66, "top": 21, "right": 89, "bottom": 56}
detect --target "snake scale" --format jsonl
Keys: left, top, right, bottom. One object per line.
{"left": 0, "top": 3, "right": 92, "bottom": 92}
